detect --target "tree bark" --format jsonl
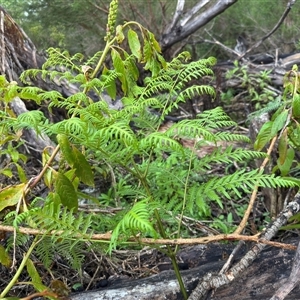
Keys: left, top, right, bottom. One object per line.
{"left": 160, "top": 0, "right": 238, "bottom": 51}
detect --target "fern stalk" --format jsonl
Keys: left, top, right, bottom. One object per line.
{"left": 0, "top": 237, "right": 41, "bottom": 298}
{"left": 136, "top": 166, "right": 188, "bottom": 299}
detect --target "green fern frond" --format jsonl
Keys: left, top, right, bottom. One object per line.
{"left": 165, "top": 119, "right": 217, "bottom": 142}
{"left": 48, "top": 118, "right": 88, "bottom": 137}
{"left": 139, "top": 132, "right": 184, "bottom": 152}
{"left": 198, "top": 146, "right": 266, "bottom": 168}
{"left": 98, "top": 122, "right": 137, "bottom": 145}
{"left": 248, "top": 96, "right": 282, "bottom": 120}
{"left": 109, "top": 199, "right": 159, "bottom": 252}
{"left": 178, "top": 85, "right": 215, "bottom": 102}
{"left": 215, "top": 132, "right": 250, "bottom": 143}
{"left": 196, "top": 107, "right": 236, "bottom": 129}
{"left": 86, "top": 51, "right": 104, "bottom": 66}
{"left": 5, "top": 233, "right": 30, "bottom": 251}
{"left": 42, "top": 48, "right": 83, "bottom": 72}
{"left": 34, "top": 236, "right": 55, "bottom": 268}
{"left": 54, "top": 239, "right": 85, "bottom": 271}
{"left": 40, "top": 90, "right": 64, "bottom": 103}
{"left": 14, "top": 111, "right": 46, "bottom": 134}
{"left": 195, "top": 169, "right": 299, "bottom": 209}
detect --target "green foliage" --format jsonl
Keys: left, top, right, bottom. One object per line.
{"left": 254, "top": 65, "right": 300, "bottom": 178}
{"left": 223, "top": 61, "right": 277, "bottom": 115}
{"left": 0, "top": 2, "right": 299, "bottom": 298}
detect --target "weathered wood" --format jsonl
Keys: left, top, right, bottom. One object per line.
{"left": 69, "top": 239, "right": 299, "bottom": 300}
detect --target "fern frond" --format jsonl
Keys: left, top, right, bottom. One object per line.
{"left": 42, "top": 48, "right": 83, "bottom": 72}
{"left": 195, "top": 169, "right": 299, "bottom": 209}
{"left": 196, "top": 107, "right": 237, "bottom": 129}
{"left": 178, "top": 85, "right": 215, "bottom": 102}
{"left": 86, "top": 51, "right": 104, "bottom": 66}
{"left": 139, "top": 132, "right": 184, "bottom": 152}
{"left": 47, "top": 118, "right": 88, "bottom": 137}
{"left": 197, "top": 146, "right": 267, "bottom": 168}
{"left": 14, "top": 111, "right": 46, "bottom": 134}
{"left": 109, "top": 199, "right": 159, "bottom": 252}
{"left": 247, "top": 96, "right": 282, "bottom": 120}
{"left": 165, "top": 119, "right": 217, "bottom": 142}
{"left": 34, "top": 236, "right": 55, "bottom": 268}
{"left": 215, "top": 132, "right": 250, "bottom": 143}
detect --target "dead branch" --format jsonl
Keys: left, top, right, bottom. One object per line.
{"left": 188, "top": 193, "right": 300, "bottom": 300}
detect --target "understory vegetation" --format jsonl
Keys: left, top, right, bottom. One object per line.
{"left": 1, "top": 1, "right": 300, "bottom": 299}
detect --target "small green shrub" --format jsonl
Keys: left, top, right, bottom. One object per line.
{"left": 0, "top": 1, "right": 298, "bottom": 299}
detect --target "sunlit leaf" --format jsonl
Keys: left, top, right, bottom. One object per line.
{"left": 0, "top": 244, "right": 11, "bottom": 267}
{"left": 0, "top": 183, "right": 26, "bottom": 212}
{"left": 128, "top": 28, "right": 141, "bottom": 61}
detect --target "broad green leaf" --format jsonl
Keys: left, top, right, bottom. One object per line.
{"left": 54, "top": 172, "right": 78, "bottom": 211}
{"left": 277, "top": 147, "right": 295, "bottom": 176}
{"left": 254, "top": 121, "right": 273, "bottom": 150}
{"left": 0, "top": 168, "right": 13, "bottom": 178}
{"left": 278, "top": 129, "right": 288, "bottom": 165}
{"left": 128, "top": 28, "right": 141, "bottom": 61}
{"left": 148, "top": 31, "right": 161, "bottom": 53}
{"left": 111, "top": 49, "right": 127, "bottom": 94}
{"left": 57, "top": 134, "right": 75, "bottom": 166}
{"left": 26, "top": 258, "right": 45, "bottom": 291}
{"left": 72, "top": 146, "right": 94, "bottom": 186}
{"left": 0, "top": 244, "right": 11, "bottom": 267}
{"left": 0, "top": 183, "right": 26, "bottom": 212}
{"left": 15, "top": 163, "right": 27, "bottom": 183}
{"left": 292, "top": 94, "right": 300, "bottom": 118}
{"left": 271, "top": 109, "right": 289, "bottom": 137}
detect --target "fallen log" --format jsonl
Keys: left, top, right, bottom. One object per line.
{"left": 69, "top": 239, "right": 299, "bottom": 300}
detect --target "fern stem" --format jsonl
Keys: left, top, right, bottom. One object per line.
{"left": 135, "top": 163, "right": 188, "bottom": 299}
{"left": 176, "top": 142, "right": 195, "bottom": 250}
{"left": 153, "top": 209, "right": 188, "bottom": 299}
{"left": 91, "top": 37, "right": 116, "bottom": 79}
{"left": 0, "top": 237, "right": 40, "bottom": 298}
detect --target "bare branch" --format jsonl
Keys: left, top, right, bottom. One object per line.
{"left": 160, "top": 0, "right": 238, "bottom": 51}
{"left": 239, "top": 0, "right": 297, "bottom": 59}
{"left": 164, "top": 0, "right": 185, "bottom": 32}
{"left": 188, "top": 194, "right": 300, "bottom": 300}
{"left": 180, "top": 0, "right": 210, "bottom": 27}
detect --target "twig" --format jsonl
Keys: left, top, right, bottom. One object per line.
{"left": 239, "top": 0, "right": 296, "bottom": 59}
{"left": 0, "top": 223, "right": 296, "bottom": 249}
{"left": 188, "top": 193, "right": 300, "bottom": 300}
{"left": 234, "top": 135, "right": 277, "bottom": 234}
